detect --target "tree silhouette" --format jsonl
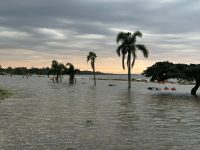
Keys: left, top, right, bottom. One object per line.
{"left": 87, "top": 51, "right": 97, "bottom": 85}
{"left": 116, "top": 31, "right": 149, "bottom": 88}
{"left": 66, "top": 63, "right": 80, "bottom": 84}
{"left": 143, "top": 61, "right": 200, "bottom": 95}
{"left": 49, "top": 60, "right": 65, "bottom": 82}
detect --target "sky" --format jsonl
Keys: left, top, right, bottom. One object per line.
{"left": 0, "top": 0, "right": 200, "bottom": 73}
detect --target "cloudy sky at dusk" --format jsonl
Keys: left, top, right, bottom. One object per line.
{"left": 0, "top": 0, "right": 200, "bottom": 73}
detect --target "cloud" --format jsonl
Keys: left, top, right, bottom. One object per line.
{"left": 0, "top": 0, "right": 200, "bottom": 73}
{"left": 35, "top": 28, "right": 67, "bottom": 40}
{"left": 0, "top": 27, "right": 30, "bottom": 39}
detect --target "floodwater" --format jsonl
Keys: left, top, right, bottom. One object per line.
{"left": 0, "top": 75, "right": 200, "bottom": 150}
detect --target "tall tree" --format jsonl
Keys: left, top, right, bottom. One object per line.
{"left": 116, "top": 31, "right": 149, "bottom": 88}
{"left": 87, "top": 51, "right": 97, "bottom": 85}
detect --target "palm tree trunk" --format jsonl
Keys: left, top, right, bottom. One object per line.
{"left": 93, "top": 67, "right": 96, "bottom": 85}
{"left": 128, "top": 52, "right": 131, "bottom": 88}
{"left": 191, "top": 79, "right": 200, "bottom": 95}
{"left": 60, "top": 75, "right": 62, "bottom": 82}
{"left": 69, "top": 74, "right": 74, "bottom": 84}
{"left": 56, "top": 74, "right": 59, "bottom": 82}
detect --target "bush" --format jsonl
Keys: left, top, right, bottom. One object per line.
{"left": 0, "top": 87, "right": 13, "bottom": 100}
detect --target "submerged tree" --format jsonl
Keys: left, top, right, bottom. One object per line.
{"left": 116, "top": 31, "right": 149, "bottom": 88}
{"left": 143, "top": 61, "right": 200, "bottom": 95}
{"left": 49, "top": 60, "right": 65, "bottom": 82}
{"left": 185, "top": 64, "right": 200, "bottom": 95}
{"left": 87, "top": 51, "right": 97, "bottom": 85}
{"left": 66, "top": 63, "right": 80, "bottom": 84}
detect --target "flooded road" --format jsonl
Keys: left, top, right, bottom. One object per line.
{"left": 0, "top": 75, "right": 200, "bottom": 149}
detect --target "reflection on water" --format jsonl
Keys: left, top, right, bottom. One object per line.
{"left": 0, "top": 75, "right": 200, "bottom": 149}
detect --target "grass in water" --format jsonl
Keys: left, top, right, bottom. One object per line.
{"left": 0, "top": 87, "right": 13, "bottom": 100}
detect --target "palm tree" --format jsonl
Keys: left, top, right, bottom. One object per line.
{"left": 66, "top": 63, "right": 80, "bottom": 84}
{"left": 57, "top": 63, "right": 65, "bottom": 82}
{"left": 116, "top": 31, "right": 149, "bottom": 88}
{"left": 87, "top": 52, "right": 97, "bottom": 85}
{"left": 49, "top": 60, "right": 65, "bottom": 82}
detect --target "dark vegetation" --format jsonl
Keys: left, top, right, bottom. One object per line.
{"left": 0, "top": 65, "right": 105, "bottom": 76}
{"left": 143, "top": 61, "right": 200, "bottom": 95}
{"left": 0, "top": 65, "right": 50, "bottom": 75}
{"left": 80, "top": 70, "right": 106, "bottom": 75}
{"left": 47, "top": 60, "right": 80, "bottom": 84}
{"left": 66, "top": 63, "right": 80, "bottom": 84}
{"left": 0, "top": 87, "right": 13, "bottom": 100}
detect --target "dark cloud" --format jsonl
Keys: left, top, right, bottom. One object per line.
{"left": 0, "top": 0, "right": 199, "bottom": 72}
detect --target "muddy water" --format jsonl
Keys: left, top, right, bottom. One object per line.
{"left": 0, "top": 75, "right": 200, "bottom": 150}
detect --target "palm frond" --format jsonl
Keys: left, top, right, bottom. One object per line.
{"left": 133, "top": 30, "right": 142, "bottom": 38}
{"left": 122, "top": 54, "right": 125, "bottom": 69}
{"left": 87, "top": 55, "right": 90, "bottom": 62}
{"left": 51, "top": 60, "right": 58, "bottom": 69}
{"left": 130, "top": 36, "right": 136, "bottom": 44}
{"left": 131, "top": 51, "right": 137, "bottom": 67}
{"left": 87, "top": 51, "right": 97, "bottom": 62}
{"left": 66, "top": 63, "right": 72, "bottom": 66}
{"left": 66, "top": 63, "right": 76, "bottom": 75}
{"left": 116, "top": 32, "right": 127, "bottom": 44}
{"left": 116, "top": 45, "right": 122, "bottom": 56}
{"left": 127, "top": 58, "right": 130, "bottom": 68}
{"left": 66, "top": 63, "right": 74, "bottom": 70}
{"left": 136, "top": 44, "right": 149, "bottom": 58}
{"left": 127, "top": 52, "right": 131, "bottom": 68}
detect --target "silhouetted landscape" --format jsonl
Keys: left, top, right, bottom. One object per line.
{"left": 1, "top": 0, "right": 200, "bottom": 149}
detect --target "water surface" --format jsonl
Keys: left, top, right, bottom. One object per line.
{"left": 0, "top": 75, "right": 199, "bottom": 150}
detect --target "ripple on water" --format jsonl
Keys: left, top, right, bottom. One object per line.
{"left": 0, "top": 75, "right": 200, "bottom": 149}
